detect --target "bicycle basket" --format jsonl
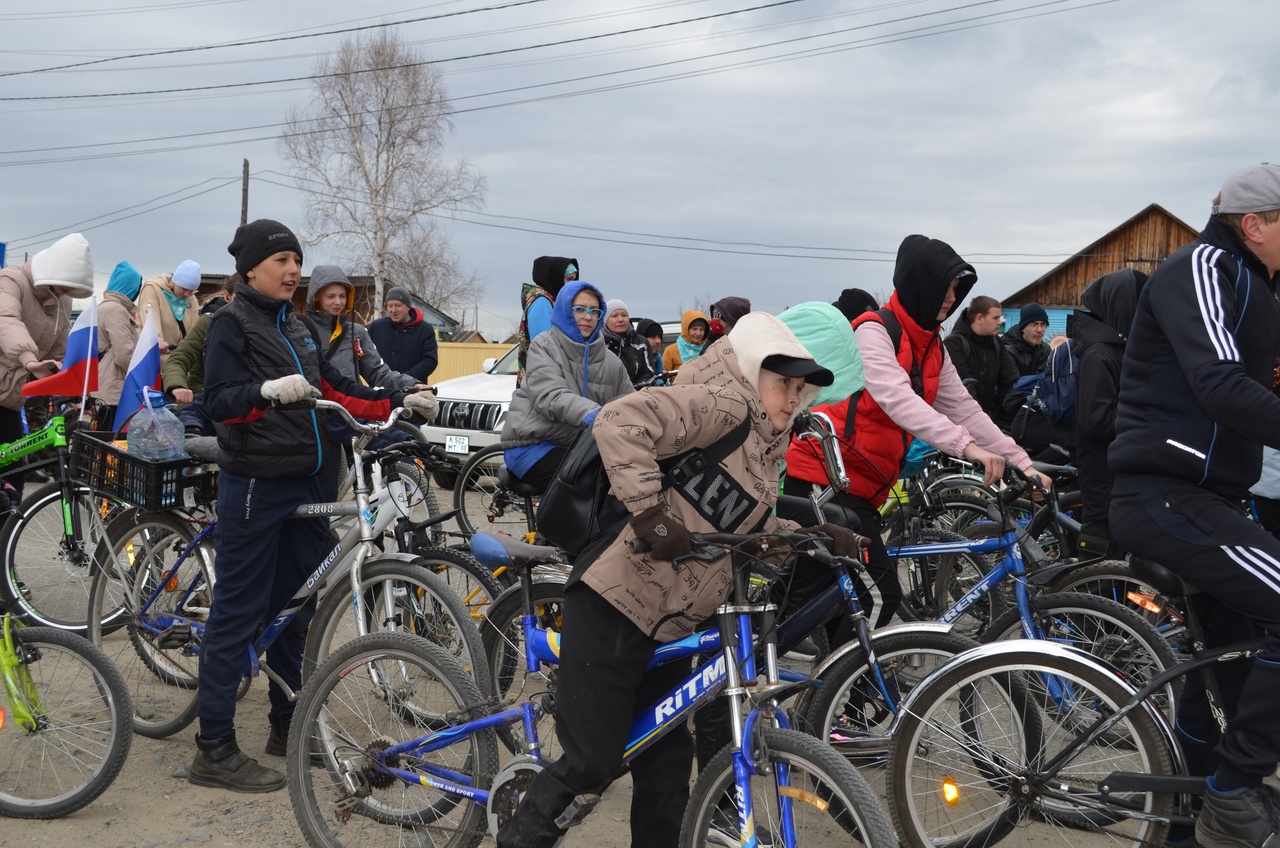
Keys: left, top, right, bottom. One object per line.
{"left": 70, "top": 430, "right": 217, "bottom": 510}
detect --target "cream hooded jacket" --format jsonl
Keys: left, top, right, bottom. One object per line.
{"left": 0, "top": 263, "right": 71, "bottom": 410}
{"left": 583, "top": 312, "right": 821, "bottom": 641}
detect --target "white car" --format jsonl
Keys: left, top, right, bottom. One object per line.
{"left": 421, "top": 344, "right": 518, "bottom": 487}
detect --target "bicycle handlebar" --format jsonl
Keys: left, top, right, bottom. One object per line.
{"left": 271, "top": 397, "right": 414, "bottom": 435}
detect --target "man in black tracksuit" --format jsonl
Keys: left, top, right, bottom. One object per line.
{"left": 191, "top": 219, "right": 435, "bottom": 793}
{"left": 1109, "top": 164, "right": 1280, "bottom": 848}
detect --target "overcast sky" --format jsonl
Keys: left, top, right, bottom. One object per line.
{"left": 1, "top": 0, "right": 1275, "bottom": 339}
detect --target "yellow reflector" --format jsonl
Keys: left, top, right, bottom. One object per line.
{"left": 1126, "top": 591, "right": 1163, "bottom": 615}
{"left": 778, "top": 785, "right": 829, "bottom": 812}
{"left": 942, "top": 777, "right": 960, "bottom": 806}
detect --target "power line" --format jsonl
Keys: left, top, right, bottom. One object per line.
{"left": 0, "top": 0, "right": 810, "bottom": 99}
{"left": 0, "top": 0, "right": 250, "bottom": 22}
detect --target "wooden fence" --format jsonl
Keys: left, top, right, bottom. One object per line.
{"left": 433, "top": 342, "right": 512, "bottom": 382}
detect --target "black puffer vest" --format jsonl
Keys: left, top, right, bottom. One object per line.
{"left": 211, "top": 284, "right": 327, "bottom": 477}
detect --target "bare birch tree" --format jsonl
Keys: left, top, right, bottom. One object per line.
{"left": 279, "top": 29, "right": 485, "bottom": 309}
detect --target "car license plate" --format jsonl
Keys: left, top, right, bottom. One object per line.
{"left": 445, "top": 435, "right": 470, "bottom": 454}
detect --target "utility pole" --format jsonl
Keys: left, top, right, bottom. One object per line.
{"left": 240, "top": 159, "right": 249, "bottom": 226}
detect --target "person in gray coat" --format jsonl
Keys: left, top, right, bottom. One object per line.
{"left": 501, "top": 279, "right": 633, "bottom": 490}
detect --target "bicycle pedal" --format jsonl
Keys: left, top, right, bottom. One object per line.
{"left": 554, "top": 793, "right": 601, "bottom": 829}
{"left": 155, "top": 623, "right": 194, "bottom": 649}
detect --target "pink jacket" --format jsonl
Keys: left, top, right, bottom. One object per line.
{"left": 855, "top": 320, "right": 1033, "bottom": 470}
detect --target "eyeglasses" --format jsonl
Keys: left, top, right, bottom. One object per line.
{"left": 571, "top": 306, "right": 604, "bottom": 319}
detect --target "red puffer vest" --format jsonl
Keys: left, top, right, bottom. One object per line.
{"left": 784, "top": 293, "right": 944, "bottom": 507}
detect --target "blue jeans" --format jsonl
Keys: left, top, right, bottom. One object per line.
{"left": 197, "top": 471, "right": 327, "bottom": 738}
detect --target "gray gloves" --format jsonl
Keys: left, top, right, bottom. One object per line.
{"left": 260, "top": 374, "right": 320, "bottom": 405}
{"left": 403, "top": 391, "right": 440, "bottom": 422}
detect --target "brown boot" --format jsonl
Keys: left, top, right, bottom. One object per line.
{"left": 265, "top": 712, "right": 291, "bottom": 757}
{"left": 188, "top": 732, "right": 286, "bottom": 793}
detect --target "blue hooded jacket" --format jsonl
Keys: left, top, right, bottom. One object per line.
{"left": 550, "top": 279, "right": 607, "bottom": 398}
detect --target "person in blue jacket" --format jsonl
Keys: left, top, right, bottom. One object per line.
{"left": 193, "top": 219, "right": 438, "bottom": 793}
{"left": 366, "top": 286, "right": 439, "bottom": 384}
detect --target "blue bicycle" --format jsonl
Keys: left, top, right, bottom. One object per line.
{"left": 284, "top": 529, "right": 899, "bottom": 848}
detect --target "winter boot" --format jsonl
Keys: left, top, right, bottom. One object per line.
{"left": 188, "top": 731, "right": 286, "bottom": 793}
{"left": 265, "top": 712, "right": 291, "bottom": 757}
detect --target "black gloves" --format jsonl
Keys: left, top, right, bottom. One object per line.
{"left": 813, "top": 523, "right": 868, "bottom": 560}
{"left": 630, "top": 504, "right": 692, "bottom": 560}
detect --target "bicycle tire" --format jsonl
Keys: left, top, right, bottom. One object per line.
{"left": 452, "top": 444, "right": 534, "bottom": 539}
{"left": 0, "top": 625, "right": 133, "bottom": 818}
{"left": 680, "top": 726, "right": 897, "bottom": 848}
{"left": 981, "top": 591, "right": 1181, "bottom": 716}
{"left": 0, "top": 481, "right": 124, "bottom": 633}
{"left": 479, "top": 580, "right": 565, "bottom": 755}
{"left": 302, "top": 557, "right": 491, "bottom": 695}
{"left": 287, "top": 631, "right": 499, "bottom": 848}
{"left": 889, "top": 526, "right": 1007, "bottom": 637}
{"left": 800, "top": 629, "right": 978, "bottom": 760}
{"left": 887, "top": 645, "right": 1175, "bottom": 847}
{"left": 87, "top": 509, "right": 210, "bottom": 738}
{"left": 1047, "top": 560, "right": 1189, "bottom": 654}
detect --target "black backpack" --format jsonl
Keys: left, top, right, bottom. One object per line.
{"left": 536, "top": 416, "right": 752, "bottom": 556}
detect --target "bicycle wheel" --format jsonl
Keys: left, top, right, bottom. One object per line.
{"left": 87, "top": 509, "right": 210, "bottom": 738}
{"left": 413, "top": 547, "right": 504, "bottom": 626}
{"left": 0, "top": 625, "right": 133, "bottom": 818}
{"left": 0, "top": 481, "right": 120, "bottom": 633}
{"left": 887, "top": 645, "right": 1175, "bottom": 847}
{"left": 288, "top": 631, "right": 499, "bottom": 848}
{"left": 681, "top": 726, "right": 897, "bottom": 848}
{"left": 302, "top": 558, "right": 491, "bottom": 695}
{"left": 1047, "top": 560, "right": 1189, "bottom": 654}
{"left": 800, "top": 629, "right": 978, "bottom": 761}
{"left": 452, "top": 444, "right": 534, "bottom": 538}
{"left": 890, "top": 527, "right": 1007, "bottom": 637}
{"left": 479, "top": 580, "right": 565, "bottom": 754}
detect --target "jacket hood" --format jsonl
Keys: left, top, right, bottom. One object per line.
{"left": 892, "top": 234, "right": 976, "bottom": 330}
{"left": 106, "top": 261, "right": 142, "bottom": 300}
{"left": 680, "top": 313, "right": 822, "bottom": 445}
{"left": 550, "top": 279, "right": 606, "bottom": 343}
{"left": 710, "top": 296, "right": 751, "bottom": 326}
{"left": 531, "top": 255, "right": 578, "bottom": 299}
{"left": 31, "top": 233, "right": 94, "bottom": 298}
{"left": 307, "top": 265, "right": 355, "bottom": 315}
{"left": 832, "top": 288, "right": 880, "bottom": 321}
{"left": 777, "top": 301, "right": 864, "bottom": 407}
{"left": 680, "top": 309, "right": 710, "bottom": 341}
{"left": 634, "top": 318, "right": 663, "bottom": 338}
{"left": 1080, "top": 268, "right": 1144, "bottom": 337}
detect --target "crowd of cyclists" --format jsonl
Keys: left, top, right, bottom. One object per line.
{"left": 3, "top": 160, "right": 1280, "bottom": 848}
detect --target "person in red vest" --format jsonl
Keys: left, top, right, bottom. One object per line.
{"left": 784, "top": 233, "right": 1050, "bottom": 629}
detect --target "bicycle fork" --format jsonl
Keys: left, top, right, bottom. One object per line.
{"left": 1, "top": 615, "right": 46, "bottom": 732}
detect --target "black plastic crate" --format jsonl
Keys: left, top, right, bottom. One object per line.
{"left": 70, "top": 430, "right": 216, "bottom": 511}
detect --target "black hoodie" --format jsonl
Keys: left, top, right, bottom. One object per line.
{"left": 944, "top": 312, "right": 1019, "bottom": 425}
{"left": 530, "top": 256, "right": 578, "bottom": 299}
{"left": 1071, "top": 269, "right": 1143, "bottom": 522}
{"left": 891, "top": 234, "right": 976, "bottom": 330}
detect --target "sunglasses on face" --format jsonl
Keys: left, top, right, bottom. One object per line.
{"left": 571, "top": 306, "right": 604, "bottom": 319}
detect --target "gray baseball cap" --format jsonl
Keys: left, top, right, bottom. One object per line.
{"left": 1213, "top": 163, "right": 1280, "bottom": 214}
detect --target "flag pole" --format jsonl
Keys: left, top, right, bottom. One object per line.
{"left": 79, "top": 297, "right": 96, "bottom": 423}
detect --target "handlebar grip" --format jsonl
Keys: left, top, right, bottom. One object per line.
{"left": 627, "top": 537, "right": 651, "bottom": 554}
{"left": 271, "top": 398, "right": 318, "bottom": 412}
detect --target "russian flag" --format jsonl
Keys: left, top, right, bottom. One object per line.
{"left": 23, "top": 298, "right": 99, "bottom": 398}
{"left": 112, "top": 306, "right": 163, "bottom": 431}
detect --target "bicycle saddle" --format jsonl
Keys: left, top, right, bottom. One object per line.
{"left": 496, "top": 465, "right": 544, "bottom": 497}
{"left": 471, "top": 530, "right": 567, "bottom": 572}
{"left": 1128, "top": 554, "right": 1201, "bottom": 597}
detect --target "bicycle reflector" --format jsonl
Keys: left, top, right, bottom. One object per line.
{"left": 778, "top": 785, "right": 829, "bottom": 812}
{"left": 0, "top": 706, "right": 5, "bottom": 732}
{"left": 1126, "top": 591, "right": 1163, "bottom": 615}
{"left": 942, "top": 776, "right": 960, "bottom": 806}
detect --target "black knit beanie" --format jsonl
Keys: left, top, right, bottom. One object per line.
{"left": 227, "top": 219, "right": 303, "bottom": 280}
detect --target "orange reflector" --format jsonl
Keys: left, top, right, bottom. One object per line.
{"left": 165, "top": 571, "right": 180, "bottom": 592}
{"left": 942, "top": 777, "right": 960, "bottom": 806}
{"left": 0, "top": 707, "right": 6, "bottom": 732}
{"left": 1126, "top": 591, "right": 1163, "bottom": 615}
{"left": 778, "top": 785, "right": 829, "bottom": 812}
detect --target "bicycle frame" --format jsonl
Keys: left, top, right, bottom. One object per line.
{"left": 0, "top": 613, "right": 43, "bottom": 732}
{"left": 378, "top": 535, "right": 825, "bottom": 846}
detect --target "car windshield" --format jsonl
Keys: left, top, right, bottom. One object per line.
{"left": 490, "top": 345, "right": 520, "bottom": 375}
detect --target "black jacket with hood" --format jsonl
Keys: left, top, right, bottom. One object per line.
{"left": 1110, "top": 217, "right": 1280, "bottom": 499}
{"left": 943, "top": 313, "right": 1020, "bottom": 426}
{"left": 1001, "top": 324, "right": 1050, "bottom": 376}
{"left": 1072, "top": 268, "right": 1142, "bottom": 523}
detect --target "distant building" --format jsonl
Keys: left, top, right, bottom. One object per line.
{"left": 194, "top": 273, "right": 462, "bottom": 336}
{"left": 1001, "top": 203, "right": 1198, "bottom": 338}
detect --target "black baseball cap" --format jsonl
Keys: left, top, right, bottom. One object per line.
{"left": 761, "top": 354, "right": 834, "bottom": 387}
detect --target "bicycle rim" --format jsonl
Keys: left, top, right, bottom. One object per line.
{"left": 452, "top": 445, "right": 533, "bottom": 539}
{"left": 288, "top": 632, "right": 498, "bottom": 848}
{"left": 681, "top": 727, "right": 897, "bottom": 847}
{"left": 0, "top": 626, "right": 133, "bottom": 818}
{"left": 888, "top": 648, "right": 1173, "bottom": 847}
{"left": 479, "top": 580, "right": 564, "bottom": 757}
